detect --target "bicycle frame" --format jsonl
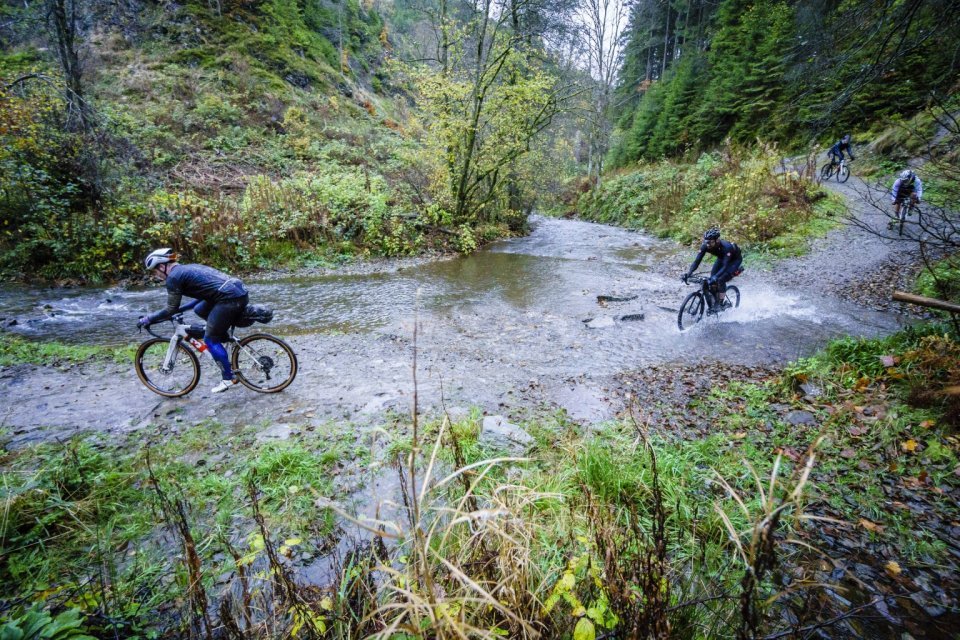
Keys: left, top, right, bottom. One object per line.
{"left": 145, "top": 315, "right": 257, "bottom": 373}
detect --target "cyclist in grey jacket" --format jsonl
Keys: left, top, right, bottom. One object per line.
{"left": 891, "top": 169, "right": 923, "bottom": 218}
{"left": 139, "top": 248, "right": 248, "bottom": 393}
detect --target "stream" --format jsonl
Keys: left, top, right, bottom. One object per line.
{"left": 0, "top": 215, "right": 906, "bottom": 443}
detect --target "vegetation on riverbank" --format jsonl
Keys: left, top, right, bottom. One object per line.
{"left": 576, "top": 144, "right": 843, "bottom": 258}
{"left": 0, "top": 333, "right": 133, "bottom": 366}
{"left": 0, "top": 0, "right": 581, "bottom": 282}
{"left": 3, "top": 323, "right": 957, "bottom": 637}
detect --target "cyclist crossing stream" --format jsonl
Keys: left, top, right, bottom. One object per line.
{"left": 0, "top": 192, "right": 914, "bottom": 445}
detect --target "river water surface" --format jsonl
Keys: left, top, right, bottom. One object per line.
{"left": 0, "top": 216, "right": 905, "bottom": 439}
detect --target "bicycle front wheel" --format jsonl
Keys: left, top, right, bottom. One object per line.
{"left": 837, "top": 164, "right": 850, "bottom": 183}
{"left": 231, "top": 334, "right": 298, "bottom": 393}
{"left": 678, "top": 292, "right": 705, "bottom": 331}
{"left": 135, "top": 338, "right": 200, "bottom": 397}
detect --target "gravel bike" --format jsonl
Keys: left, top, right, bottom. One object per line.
{"left": 135, "top": 314, "right": 298, "bottom": 397}
{"left": 819, "top": 157, "right": 851, "bottom": 183}
{"left": 678, "top": 273, "right": 741, "bottom": 331}
{"left": 894, "top": 198, "right": 922, "bottom": 236}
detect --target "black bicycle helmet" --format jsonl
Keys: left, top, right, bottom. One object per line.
{"left": 703, "top": 227, "right": 721, "bottom": 242}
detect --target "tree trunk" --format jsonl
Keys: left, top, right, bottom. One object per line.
{"left": 48, "top": 0, "right": 88, "bottom": 131}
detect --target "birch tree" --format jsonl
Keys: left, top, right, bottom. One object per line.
{"left": 576, "top": 0, "right": 627, "bottom": 185}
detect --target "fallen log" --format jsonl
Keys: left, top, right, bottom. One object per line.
{"left": 892, "top": 291, "right": 960, "bottom": 314}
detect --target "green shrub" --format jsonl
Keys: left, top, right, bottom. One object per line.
{"left": 578, "top": 143, "right": 835, "bottom": 255}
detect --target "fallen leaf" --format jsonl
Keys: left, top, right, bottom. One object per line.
{"left": 859, "top": 518, "right": 885, "bottom": 533}
{"left": 849, "top": 425, "right": 868, "bottom": 437}
{"left": 885, "top": 561, "right": 901, "bottom": 577}
{"left": 901, "top": 439, "right": 918, "bottom": 453}
{"left": 879, "top": 355, "right": 897, "bottom": 367}
{"left": 919, "top": 420, "right": 935, "bottom": 429}
{"left": 731, "top": 432, "right": 747, "bottom": 440}
{"left": 840, "top": 448, "right": 857, "bottom": 459}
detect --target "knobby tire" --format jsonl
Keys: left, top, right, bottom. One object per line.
{"left": 135, "top": 337, "right": 200, "bottom": 397}
{"left": 838, "top": 164, "right": 850, "bottom": 183}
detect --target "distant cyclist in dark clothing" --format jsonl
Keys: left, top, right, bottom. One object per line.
{"left": 682, "top": 227, "right": 743, "bottom": 310}
{"left": 828, "top": 134, "right": 855, "bottom": 166}
{"left": 138, "top": 248, "right": 249, "bottom": 393}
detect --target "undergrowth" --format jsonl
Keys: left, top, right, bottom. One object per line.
{"left": 577, "top": 142, "right": 840, "bottom": 258}
{"left": 3, "top": 325, "right": 957, "bottom": 637}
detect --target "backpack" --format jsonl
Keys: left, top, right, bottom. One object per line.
{"left": 234, "top": 304, "right": 274, "bottom": 328}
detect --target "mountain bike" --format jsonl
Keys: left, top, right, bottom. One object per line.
{"left": 135, "top": 314, "right": 298, "bottom": 397}
{"left": 819, "top": 157, "right": 851, "bottom": 183}
{"left": 678, "top": 273, "right": 741, "bottom": 331}
{"left": 894, "top": 198, "right": 922, "bottom": 236}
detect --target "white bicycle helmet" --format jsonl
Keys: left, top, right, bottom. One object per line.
{"left": 144, "top": 248, "right": 177, "bottom": 270}
{"left": 900, "top": 169, "right": 915, "bottom": 181}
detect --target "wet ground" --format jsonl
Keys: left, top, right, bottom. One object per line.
{"left": 0, "top": 175, "right": 918, "bottom": 446}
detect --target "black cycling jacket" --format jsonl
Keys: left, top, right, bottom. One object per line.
{"left": 688, "top": 239, "right": 742, "bottom": 278}
{"left": 150, "top": 264, "right": 248, "bottom": 322}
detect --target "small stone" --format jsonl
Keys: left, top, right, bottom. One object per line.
{"left": 799, "top": 382, "right": 822, "bottom": 399}
{"left": 479, "top": 416, "right": 534, "bottom": 453}
{"left": 785, "top": 410, "right": 816, "bottom": 427}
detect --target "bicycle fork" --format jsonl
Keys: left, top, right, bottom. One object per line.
{"left": 162, "top": 335, "right": 207, "bottom": 372}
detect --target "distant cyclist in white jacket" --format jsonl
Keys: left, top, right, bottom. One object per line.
{"left": 891, "top": 169, "right": 923, "bottom": 219}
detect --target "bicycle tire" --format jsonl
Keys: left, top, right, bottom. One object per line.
{"left": 231, "top": 333, "right": 298, "bottom": 393}
{"left": 898, "top": 206, "right": 906, "bottom": 236}
{"left": 837, "top": 164, "right": 850, "bottom": 183}
{"left": 726, "top": 285, "right": 741, "bottom": 309}
{"left": 678, "top": 292, "right": 705, "bottom": 331}
{"left": 135, "top": 338, "right": 201, "bottom": 397}
{"left": 819, "top": 162, "right": 834, "bottom": 182}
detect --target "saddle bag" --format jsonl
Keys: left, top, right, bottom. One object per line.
{"left": 235, "top": 304, "right": 274, "bottom": 328}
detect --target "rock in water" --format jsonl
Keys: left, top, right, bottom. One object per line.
{"left": 480, "top": 416, "right": 534, "bottom": 453}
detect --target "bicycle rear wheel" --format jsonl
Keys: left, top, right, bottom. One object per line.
{"left": 678, "top": 292, "right": 705, "bottom": 330}
{"left": 231, "top": 333, "right": 298, "bottom": 392}
{"left": 819, "top": 162, "right": 834, "bottom": 182}
{"left": 135, "top": 338, "right": 200, "bottom": 397}
{"left": 725, "top": 285, "right": 741, "bottom": 309}
{"left": 837, "top": 164, "right": 850, "bottom": 183}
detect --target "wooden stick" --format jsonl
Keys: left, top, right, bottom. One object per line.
{"left": 892, "top": 290, "right": 960, "bottom": 314}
